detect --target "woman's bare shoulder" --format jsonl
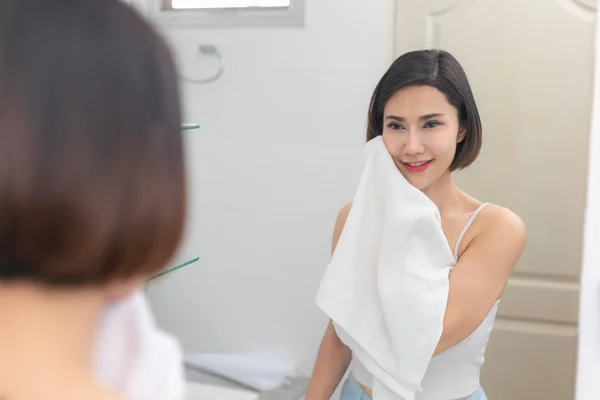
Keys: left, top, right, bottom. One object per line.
{"left": 480, "top": 204, "right": 525, "bottom": 229}
{"left": 475, "top": 203, "right": 526, "bottom": 248}
{"left": 331, "top": 203, "right": 353, "bottom": 253}
{"left": 335, "top": 203, "right": 352, "bottom": 226}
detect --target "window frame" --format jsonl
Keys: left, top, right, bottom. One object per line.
{"left": 148, "top": 0, "right": 305, "bottom": 28}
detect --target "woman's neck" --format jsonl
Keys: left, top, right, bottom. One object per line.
{"left": 0, "top": 281, "right": 109, "bottom": 398}
{"left": 421, "top": 171, "right": 465, "bottom": 214}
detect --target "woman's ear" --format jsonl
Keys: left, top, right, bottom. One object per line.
{"left": 457, "top": 126, "right": 467, "bottom": 143}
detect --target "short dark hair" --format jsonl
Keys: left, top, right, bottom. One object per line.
{"left": 366, "top": 49, "right": 482, "bottom": 171}
{"left": 0, "top": 0, "right": 186, "bottom": 285}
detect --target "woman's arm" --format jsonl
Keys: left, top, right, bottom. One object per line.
{"left": 434, "top": 205, "right": 526, "bottom": 355}
{"left": 305, "top": 204, "right": 353, "bottom": 400}
{"left": 305, "top": 321, "right": 353, "bottom": 400}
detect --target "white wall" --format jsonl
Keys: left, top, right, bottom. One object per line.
{"left": 143, "top": 0, "right": 387, "bottom": 375}
{"left": 575, "top": 5, "right": 600, "bottom": 400}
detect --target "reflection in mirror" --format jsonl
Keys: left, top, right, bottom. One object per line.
{"left": 144, "top": 1, "right": 599, "bottom": 400}
{"left": 310, "top": 49, "right": 526, "bottom": 400}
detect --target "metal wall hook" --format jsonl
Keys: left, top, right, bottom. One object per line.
{"left": 180, "top": 45, "right": 224, "bottom": 85}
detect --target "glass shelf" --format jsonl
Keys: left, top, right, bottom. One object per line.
{"left": 150, "top": 256, "right": 200, "bottom": 281}
{"left": 182, "top": 123, "right": 200, "bottom": 130}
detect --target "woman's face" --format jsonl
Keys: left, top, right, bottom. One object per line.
{"left": 381, "top": 85, "right": 464, "bottom": 191}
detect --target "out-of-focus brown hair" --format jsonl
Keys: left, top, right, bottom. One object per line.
{"left": 0, "top": 0, "right": 186, "bottom": 285}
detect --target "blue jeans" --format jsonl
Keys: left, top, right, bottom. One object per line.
{"left": 340, "top": 374, "right": 488, "bottom": 400}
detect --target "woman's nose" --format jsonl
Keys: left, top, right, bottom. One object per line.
{"left": 404, "top": 132, "right": 425, "bottom": 155}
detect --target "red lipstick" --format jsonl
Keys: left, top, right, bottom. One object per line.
{"left": 403, "top": 160, "right": 433, "bottom": 173}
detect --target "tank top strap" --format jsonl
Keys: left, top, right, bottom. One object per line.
{"left": 453, "top": 203, "right": 490, "bottom": 259}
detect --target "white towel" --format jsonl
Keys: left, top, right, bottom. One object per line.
{"left": 316, "top": 136, "right": 455, "bottom": 400}
{"left": 93, "top": 290, "right": 185, "bottom": 400}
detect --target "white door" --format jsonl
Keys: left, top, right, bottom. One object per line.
{"left": 389, "top": 0, "right": 596, "bottom": 398}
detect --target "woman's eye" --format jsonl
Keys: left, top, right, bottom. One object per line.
{"left": 387, "top": 122, "right": 405, "bottom": 130}
{"left": 423, "top": 121, "right": 440, "bottom": 129}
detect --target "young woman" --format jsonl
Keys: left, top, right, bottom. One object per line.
{"left": 307, "top": 50, "right": 526, "bottom": 400}
{"left": 0, "top": 0, "right": 185, "bottom": 399}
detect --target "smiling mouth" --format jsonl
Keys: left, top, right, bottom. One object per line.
{"left": 402, "top": 160, "right": 433, "bottom": 173}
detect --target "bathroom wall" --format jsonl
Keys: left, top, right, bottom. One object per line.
{"left": 140, "top": 0, "right": 389, "bottom": 375}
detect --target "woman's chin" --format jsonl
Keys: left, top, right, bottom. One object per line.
{"left": 408, "top": 179, "right": 430, "bottom": 191}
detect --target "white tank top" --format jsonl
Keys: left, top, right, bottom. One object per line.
{"left": 352, "top": 203, "right": 500, "bottom": 400}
